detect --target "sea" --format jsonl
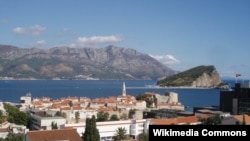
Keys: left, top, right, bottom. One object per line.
{"left": 0, "top": 79, "right": 242, "bottom": 111}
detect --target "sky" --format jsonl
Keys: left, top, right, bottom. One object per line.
{"left": 0, "top": 0, "right": 250, "bottom": 79}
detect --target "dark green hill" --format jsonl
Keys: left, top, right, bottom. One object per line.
{"left": 157, "top": 65, "right": 224, "bottom": 87}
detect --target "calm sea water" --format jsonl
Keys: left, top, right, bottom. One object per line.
{"left": 0, "top": 79, "right": 239, "bottom": 111}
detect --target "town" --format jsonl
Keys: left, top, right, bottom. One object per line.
{"left": 0, "top": 81, "right": 249, "bottom": 141}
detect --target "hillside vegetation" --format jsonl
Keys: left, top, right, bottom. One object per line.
{"left": 157, "top": 65, "right": 218, "bottom": 87}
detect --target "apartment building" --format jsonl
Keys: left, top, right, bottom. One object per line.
{"left": 65, "top": 119, "right": 150, "bottom": 141}
{"left": 29, "top": 111, "right": 66, "bottom": 130}
{"left": 220, "top": 82, "right": 250, "bottom": 115}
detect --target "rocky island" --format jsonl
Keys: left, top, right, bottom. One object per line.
{"left": 157, "top": 65, "right": 229, "bottom": 89}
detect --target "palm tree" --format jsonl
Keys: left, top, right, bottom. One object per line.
{"left": 113, "top": 127, "right": 129, "bottom": 141}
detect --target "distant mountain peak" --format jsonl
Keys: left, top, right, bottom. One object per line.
{"left": 0, "top": 44, "right": 175, "bottom": 80}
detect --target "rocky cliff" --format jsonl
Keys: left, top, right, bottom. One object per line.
{"left": 157, "top": 65, "right": 229, "bottom": 88}
{"left": 191, "top": 70, "right": 222, "bottom": 88}
{"left": 0, "top": 44, "right": 175, "bottom": 80}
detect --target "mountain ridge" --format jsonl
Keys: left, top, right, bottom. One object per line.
{"left": 0, "top": 44, "right": 175, "bottom": 80}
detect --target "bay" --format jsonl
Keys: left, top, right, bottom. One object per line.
{"left": 0, "top": 79, "right": 237, "bottom": 111}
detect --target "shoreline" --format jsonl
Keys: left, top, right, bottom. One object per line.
{"left": 128, "top": 85, "right": 225, "bottom": 90}
{"left": 147, "top": 84, "right": 231, "bottom": 90}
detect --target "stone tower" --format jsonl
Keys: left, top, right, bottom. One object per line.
{"left": 122, "top": 82, "right": 126, "bottom": 96}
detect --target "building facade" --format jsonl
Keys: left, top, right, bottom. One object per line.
{"left": 65, "top": 119, "right": 150, "bottom": 141}
{"left": 220, "top": 82, "right": 250, "bottom": 115}
{"left": 30, "top": 114, "right": 66, "bottom": 130}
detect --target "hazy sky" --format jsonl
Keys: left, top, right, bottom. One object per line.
{"left": 1, "top": 0, "right": 249, "bottom": 79}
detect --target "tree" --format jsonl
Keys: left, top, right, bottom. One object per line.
{"left": 136, "top": 94, "right": 146, "bottom": 100}
{"left": 51, "top": 121, "right": 58, "bottom": 129}
{"left": 136, "top": 94, "right": 155, "bottom": 108}
{"left": 153, "top": 95, "right": 157, "bottom": 108}
{"left": 0, "top": 133, "right": 23, "bottom": 141}
{"left": 138, "top": 133, "right": 149, "bottom": 141}
{"left": 4, "top": 103, "right": 30, "bottom": 127}
{"left": 145, "top": 97, "right": 154, "bottom": 108}
{"left": 97, "top": 111, "right": 109, "bottom": 121}
{"left": 128, "top": 109, "right": 136, "bottom": 119}
{"left": 14, "top": 111, "right": 30, "bottom": 126}
{"left": 68, "top": 101, "right": 73, "bottom": 107}
{"left": 82, "top": 115, "right": 100, "bottom": 141}
{"left": 62, "top": 112, "right": 67, "bottom": 119}
{"left": 110, "top": 114, "right": 119, "bottom": 121}
{"left": 143, "top": 111, "right": 156, "bottom": 118}
{"left": 120, "top": 113, "right": 127, "bottom": 120}
{"left": 0, "top": 110, "right": 4, "bottom": 124}
{"left": 200, "top": 114, "right": 221, "bottom": 125}
{"left": 75, "top": 111, "right": 80, "bottom": 123}
{"left": 113, "top": 127, "right": 129, "bottom": 141}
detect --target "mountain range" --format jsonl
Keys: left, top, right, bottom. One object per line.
{"left": 0, "top": 44, "right": 175, "bottom": 80}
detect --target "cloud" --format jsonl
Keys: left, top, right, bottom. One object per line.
{"left": 150, "top": 54, "right": 180, "bottom": 66}
{"left": 70, "top": 35, "right": 122, "bottom": 47}
{"left": 30, "top": 40, "right": 47, "bottom": 47}
{"left": 12, "top": 24, "right": 46, "bottom": 36}
{"left": 12, "top": 27, "right": 26, "bottom": 34}
{"left": 36, "top": 40, "right": 47, "bottom": 46}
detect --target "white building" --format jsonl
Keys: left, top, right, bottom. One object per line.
{"left": 65, "top": 119, "right": 150, "bottom": 141}
{"left": 20, "top": 93, "right": 32, "bottom": 111}
{"left": 0, "top": 121, "right": 29, "bottom": 139}
{"left": 0, "top": 102, "right": 7, "bottom": 116}
{"left": 61, "top": 108, "right": 97, "bottom": 123}
{"left": 30, "top": 114, "right": 66, "bottom": 130}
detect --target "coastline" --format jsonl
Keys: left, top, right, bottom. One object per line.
{"left": 145, "top": 85, "right": 226, "bottom": 90}
{"left": 0, "top": 79, "right": 221, "bottom": 109}
{"left": 0, "top": 79, "right": 229, "bottom": 90}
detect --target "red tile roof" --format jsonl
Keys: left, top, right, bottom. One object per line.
{"left": 25, "top": 129, "right": 82, "bottom": 141}
{"left": 150, "top": 118, "right": 177, "bottom": 125}
{"left": 150, "top": 116, "right": 201, "bottom": 125}
{"left": 234, "top": 114, "right": 250, "bottom": 124}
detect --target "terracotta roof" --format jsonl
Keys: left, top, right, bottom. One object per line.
{"left": 98, "top": 106, "right": 113, "bottom": 112}
{"left": 150, "top": 116, "right": 201, "bottom": 125}
{"left": 26, "top": 129, "right": 82, "bottom": 141}
{"left": 60, "top": 107, "right": 71, "bottom": 111}
{"left": 61, "top": 100, "right": 70, "bottom": 105}
{"left": 234, "top": 114, "right": 250, "bottom": 124}
{"left": 32, "top": 101, "right": 42, "bottom": 105}
{"left": 150, "top": 118, "right": 177, "bottom": 125}
{"left": 73, "top": 106, "right": 82, "bottom": 110}
{"left": 85, "top": 107, "right": 96, "bottom": 111}
{"left": 92, "top": 98, "right": 107, "bottom": 103}
{"left": 0, "top": 128, "right": 9, "bottom": 132}
{"left": 177, "top": 116, "right": 200, "bottom": 124}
